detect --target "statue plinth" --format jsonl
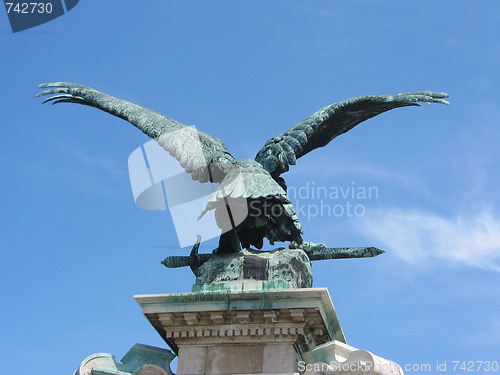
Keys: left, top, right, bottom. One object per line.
{"left": 134, "top": 288, "right": 344, "bottom": 375}
{"left": 191, "top": 248, "right": 313, "bottom": 292}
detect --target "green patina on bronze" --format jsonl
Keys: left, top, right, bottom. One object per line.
{"left": 36, "top": 82, "right": 448, "bottom": 288}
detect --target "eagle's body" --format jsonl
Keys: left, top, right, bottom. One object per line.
{"left": 36, "top": 83, "right": 449, "bottom": 253}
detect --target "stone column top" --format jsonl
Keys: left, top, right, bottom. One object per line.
{"left": 134, "top": 287, "right": 346, "bottom": 348}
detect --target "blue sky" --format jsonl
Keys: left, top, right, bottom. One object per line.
{"left": 1, "top": 1, "right": 499, "bottom": 374}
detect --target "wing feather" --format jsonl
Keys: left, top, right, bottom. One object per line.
{"left": 255, "top": 91, "right": 449, "bottom": 176}
{"left": 36, "top": 82, "right": 236, "bottom": 183}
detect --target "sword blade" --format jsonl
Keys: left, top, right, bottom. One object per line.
{"left": 305, "top": 247, "right": 385, "bottom": 261}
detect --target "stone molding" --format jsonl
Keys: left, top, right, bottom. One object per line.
{"left": 158, "top": 308, "right": 318, "bottom": 340}
{"left": 135, "top": 288, "right": 346, "bottom": 355}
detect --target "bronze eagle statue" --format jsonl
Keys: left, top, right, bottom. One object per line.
{"left": 36, "top": 83, "right": 449, "bottom": 255}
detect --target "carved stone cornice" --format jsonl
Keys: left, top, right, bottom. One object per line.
{"left": 135, "top": 288, "right": 345, "bottom": 355}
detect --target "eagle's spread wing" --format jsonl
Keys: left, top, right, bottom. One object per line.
{"left": 36, "top": 82, "right": 236, "bottom": 183}
{"left": 255, "top": 91, "right": 450, "bottom": 177}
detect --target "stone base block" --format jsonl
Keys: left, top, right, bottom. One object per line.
{"left": 176, "top": 343, "right": 297, "bottom": 374}
{"left": 192, "top": 248, "right": 313, "bottom": 291}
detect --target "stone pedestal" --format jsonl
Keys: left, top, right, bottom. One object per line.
{"left": 73, "top": 287, "right": 403, "bottom": 375}
{"left": 134, "top": 288, "right": 345, "bottom": 375}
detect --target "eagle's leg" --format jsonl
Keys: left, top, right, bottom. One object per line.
{"left": 214, "top": 229, "right": 241, "bottom": 254}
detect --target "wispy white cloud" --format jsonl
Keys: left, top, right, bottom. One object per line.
{"left": 288, "top": 155, "right": 431, "bottom": 197}
{"left": 24, "top": 125, "right": 126, "bottom": 181}
{"left": 449, "top": 115, "right": 500, "bottom": 204}
{"left": 358, "top": 208, "right": 500, "bottom": 272}
{"left": 300, "top": 4, "right": 338, "bottom": 18}
{"left": 56, "top": 142, "right": 125, "bottom": 180}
